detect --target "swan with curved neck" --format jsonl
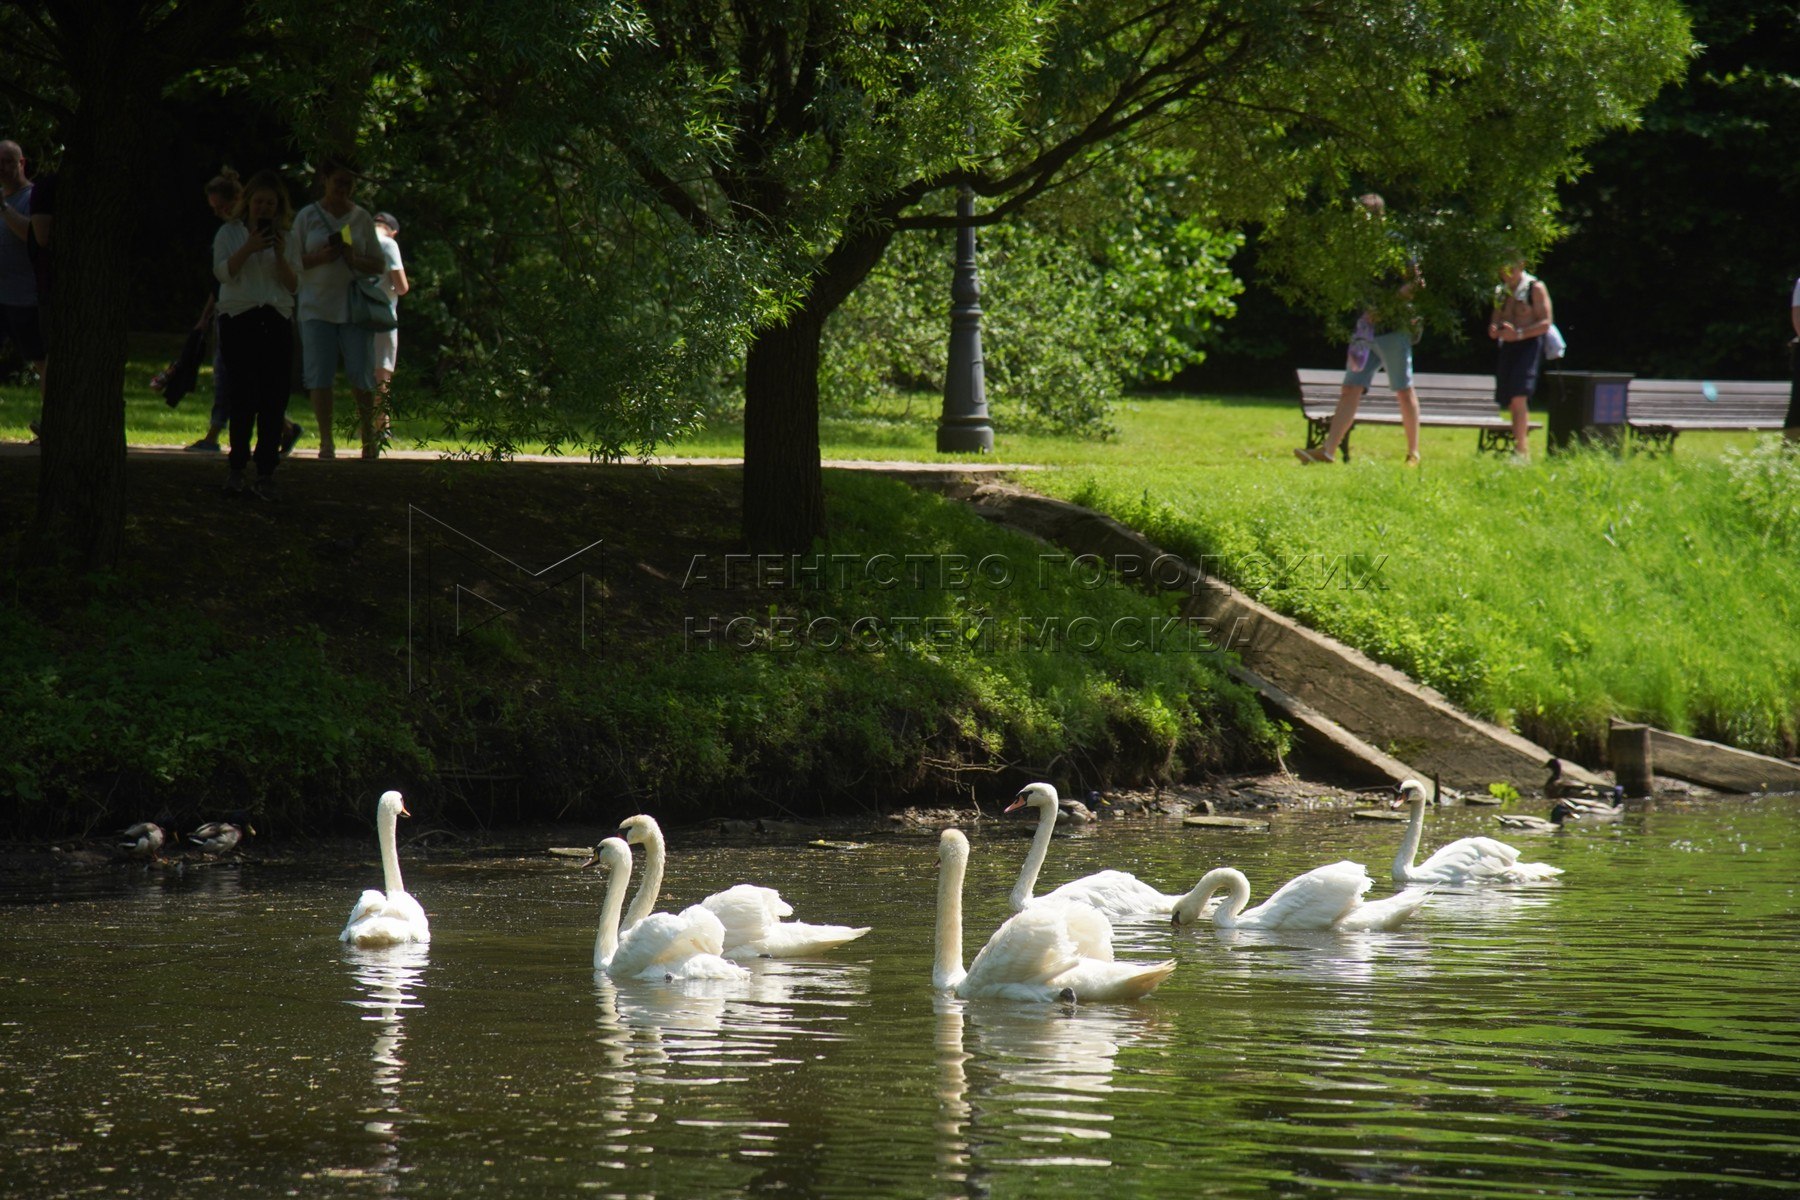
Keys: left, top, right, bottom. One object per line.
{"left": 1171, "top": 861, "right": 1429, "bottom": 931}
{"left": 618, "top": 814, "right": 869, "bottom": 959}
{"left": 341, "top": 790, "right": 430, "bottom": 947}
{"left": 1004, "top": 783, "right": 1181, "bottom": 918}
{"left": 588, "top": 836, "right": 748, "bottom": 981}
{"left": 1392, "top": 779, "right": 1563, "bottom": 884}
{"left": 934, "top": 828, "right": 1175, "bottom": 1003}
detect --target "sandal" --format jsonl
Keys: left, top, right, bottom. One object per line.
{"left": 1293, "top": 446, "right": 1334, "bottom": 464}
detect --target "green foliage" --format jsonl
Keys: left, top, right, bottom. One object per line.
{"left": 1488, "top": 781, "right": 1521, "bottom": 803}
{"left": 0, "top": 601, "right": 431, "bottom": 831}
{"left": 423, "top": 473, "right": 1279, "bottom": 818}
{"left": 823, "top": 171, "right": 1242, "bottom": 436}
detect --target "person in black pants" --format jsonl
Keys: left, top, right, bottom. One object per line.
{"left": 1787, "top": 274, "right": 1799, "bottom": 446}
{"left": 212, "top": 170, "right": 298, "bottom": 499}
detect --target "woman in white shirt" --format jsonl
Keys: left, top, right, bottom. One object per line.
{"left": 212, "top": 169, "right": 299, "bottom": 500}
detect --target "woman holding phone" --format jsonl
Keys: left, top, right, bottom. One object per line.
{"left": 293, "top": 156, "right": 383, "bottom": 459}
{"left": 212, "top": 169, "right": 298, "bottom": 499}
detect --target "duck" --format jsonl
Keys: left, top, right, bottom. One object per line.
{"left": 1391, "top": 779, "right": 1563, "bottom": 884}
{"left": 116, "top": 820, "right": 169, "bottom": 861}
{"left": 617, "top": 814, "right": 870, "bottom": 959}
{"left": 1543, "top": 758, "right": 1625, "bottom": 804}
{"left": 1003, "top": 782, "right": 1184, "bottom": 918}
{"left": 188, "top": 810, "right": 256, "bottom": 855}
{"left": 1554, "top": 793, "right": 1626, "bottom": 821}
{"left": 1171, "top": 861, "right": 1431, "bottom": 932}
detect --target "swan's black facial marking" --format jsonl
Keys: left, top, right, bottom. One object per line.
{"left": 1057, "top": 987, "right": 1077, "bottom": 1005}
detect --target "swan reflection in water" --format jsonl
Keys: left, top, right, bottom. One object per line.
{"left": 343, "top": 943, "right": 429, "bottom": 1192}
{"left": 590, "top": 959, "right": 871, "bottom": 1167}
{"left": 935, "top": 994, "right": 1170, "bottom": 1191}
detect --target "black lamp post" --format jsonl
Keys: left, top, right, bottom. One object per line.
{"left": 937, "top": 184, "right": 994, "bottom": 453}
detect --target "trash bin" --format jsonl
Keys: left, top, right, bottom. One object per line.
{"left": 1544, "top": 370, "right": 1631, "bottom": 454}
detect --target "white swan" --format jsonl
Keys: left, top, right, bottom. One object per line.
{"left": 341, "top": 791, "right": 431, "bottom": 947}
{"left": 1392, "top": 779, "right": 1563, "bottom": 884}
{"left": 587, "top": 837, "right": 749, "bottom": 981}
{"left": 1004, "top": 782, "right": 1183, "bottom": 918}
{"left": 933, "top": 828, "right": 1176, "bottom": 1003}
{"left": 1171, "top": 861, "right": 1430, "bottom": 931}
{"left": 618, "top": 814, "right": 869, "bottom": 960}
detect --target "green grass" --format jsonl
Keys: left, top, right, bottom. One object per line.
{"left": 685, "top": 390, "right": 1798, "bottom": 759}
{"left": 6, "top": 362, "right": 1791, "bottom": 761}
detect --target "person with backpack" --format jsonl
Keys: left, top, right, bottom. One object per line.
{"left": 1490, "top": 257, "right": 1554, "bottom": 463}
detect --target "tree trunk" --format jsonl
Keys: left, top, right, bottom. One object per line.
{"left": 738, "top": 225, "right": 896, "bottom": 554}
{"left": 25, "top": 26, "right": 148, "bottom": 572}
{"left": 741, "top": 305, "right": 826, "bottom": 554}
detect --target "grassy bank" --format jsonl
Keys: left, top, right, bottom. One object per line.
{"left": 0, "top": 456, "right": 1275, "bottom": 835}
{"left": 691, "top": 392, "right": 1798, "bottom": 761}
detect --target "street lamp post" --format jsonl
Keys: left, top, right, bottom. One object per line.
{"left": 937, "top": 184, "right": 994, "bottom": 453}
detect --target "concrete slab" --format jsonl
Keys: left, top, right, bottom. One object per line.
{"left": 1623, "top": 722, "right": 1800, "bottom": 794}
{"left": 939, "top": 480, "right": 1606, "bottom": 792}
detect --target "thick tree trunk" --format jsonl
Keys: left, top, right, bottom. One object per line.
{"left": 25, "top": 29, "right": 147, "bottom": 571}
{"left": 738, "top": 226, "right": 896, "bottom": 554}
{"left": 741, "top": 306, "right": 826, "bottom": 554}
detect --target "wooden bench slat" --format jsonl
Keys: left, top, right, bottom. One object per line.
{"left": 1294, "top": 368, "right": 1538, "bottom": 456}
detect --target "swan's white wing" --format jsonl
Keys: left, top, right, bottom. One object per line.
{"left": 960, "top": 904, "right": 1084, "bottom": 999}
{"left": 1415, "top": 836, "right": 1562, "bottom": 883}
{"left": 1337, "top": 886, "right": 1431, "bottom": 931}
{"left": 1242, "top": 861, "right": 1369, "bottom": 929}
{"left": 722, "top": 921, "right": 871, "bottom": 961}
{"left": 342, "top": 889, "right": 387, "bottom": 936}
{"left": 702, "top": 884, "right": 791, "bottom": 945}
{"left": 610, "top": 906, "right": 744, "bottom": 980}
{"left": 341, "top": 889, "right": 431, "bottom": 946}
{"left": 1037, "top": 870, "right": 1177, "bottom": 919}
{"left": 1051, "top": 957, "right": 1177, "bottom": 1002}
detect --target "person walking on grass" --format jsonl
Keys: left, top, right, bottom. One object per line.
{"left": 1295, "top": 193, "right": 1424, "bottom": 467}
{"left": 1489, "top": 257, "right": 1553, "bottom": 462}
{"left": 213, "top": 170, "right": 298, "bottom": 501}
{"left": 293, "top": 156, "right": 383, "bottom": 460}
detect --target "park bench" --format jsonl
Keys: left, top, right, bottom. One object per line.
{"left": 1295, "top": 368, "right": 1536, "bottom": 460}
{"left": 1623, "top": 378, "right": 1791, "bottom": 452}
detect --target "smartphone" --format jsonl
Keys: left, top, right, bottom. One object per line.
{"left": 257, "top": 218, "right": 273, "bottom": 236}
{"left": 338, "top": 225, "right": 353, "bottom": 245}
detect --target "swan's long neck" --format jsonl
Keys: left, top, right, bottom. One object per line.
{"left": 1008, "top": 801, "right": 1057, "bottom": 911}
{"left": 378, "top": 807, "right": 405, "bottom": 897}
{"left": 594, "top": 855, "right": 630, "bottom": 970}
{"left": 934, "top": 844, "right": 967, "bottom": 992}
{"left": 623, "top": 823, "right": 664, "bottom": 928}
{"left": 1173, "top": 868, "right": 1249, "bottom": 926}
{"left": 1393, "top": 796, "right": 1425, "bottom": 883}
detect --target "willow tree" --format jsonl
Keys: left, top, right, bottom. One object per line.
{"left": 597, "top": 0, "right": 1687, "bottom": 554}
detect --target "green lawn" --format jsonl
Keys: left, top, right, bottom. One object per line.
{"left": 5, "top": 362, "right": 1792, "bottom": 759}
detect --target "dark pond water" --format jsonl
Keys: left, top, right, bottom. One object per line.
{"left": 2, "top": 796, "right": 1795, "bottom": 1198}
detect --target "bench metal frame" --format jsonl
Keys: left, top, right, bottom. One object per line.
{"left": 1295, "top": 369, "right": 1535, "bottom": 460}
{"left": 1621, "top": 378, "right": 1790, "bottom": 454}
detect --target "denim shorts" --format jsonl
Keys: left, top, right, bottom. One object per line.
{"left": 1342, "top": 330, "right": 1415, "bottom": 391}
{"left": 300, "top": 318, "right": 375, "bottom": 391}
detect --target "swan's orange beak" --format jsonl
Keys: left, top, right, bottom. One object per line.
{"left": 1003, "top": 796, "right": 1027, "bottom": 814}
{"left": 399, "top": 803, "right": 412, "bottom": 819}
